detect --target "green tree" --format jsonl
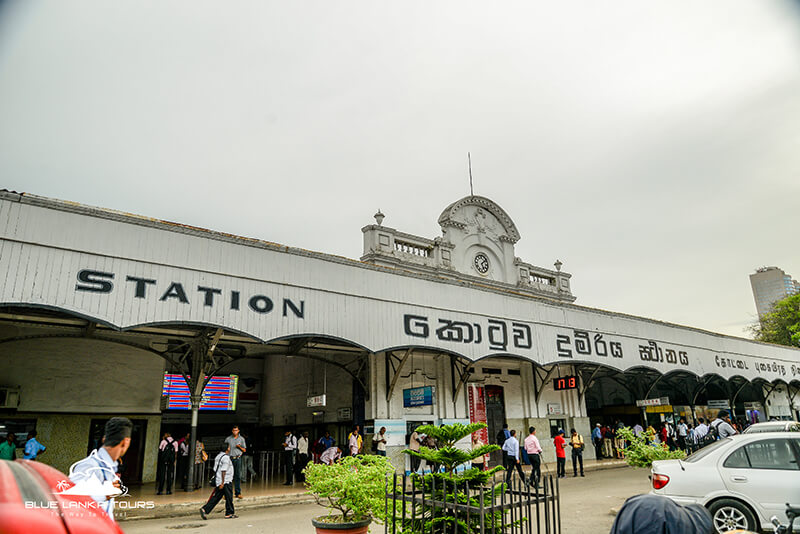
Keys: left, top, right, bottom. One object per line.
{"left": 399, "top": 422, "right": 518, "bottom": 533}
{"left": 750, "top": 294, "right": 800, "bottom": 348}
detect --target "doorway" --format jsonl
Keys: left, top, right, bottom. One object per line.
{"left": 484, "top": 385, "right": 506, "bottom": 466}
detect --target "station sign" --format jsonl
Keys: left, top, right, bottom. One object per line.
{"left": 403, "top": 386, "right": 435, "bottom": 407}
{"left": 307, "top": 394, "right": 327, "bottom": 407}
{"left": 635, "top": 397, "right": 670, "bottom": 407}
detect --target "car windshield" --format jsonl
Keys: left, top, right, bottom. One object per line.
{"left": 684, "top": 438, "right": 733, "bottom": 463}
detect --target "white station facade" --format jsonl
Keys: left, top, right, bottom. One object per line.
{"left": 1, "top": 190, "right": 798, "bottom": 482}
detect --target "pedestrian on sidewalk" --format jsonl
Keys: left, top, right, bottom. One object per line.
{"left": 408, "top": 426, "right": 422, "bottom": 473}
{"left": 69, "top": 417, "right": 133, "bottom": 521}
{"left": 471, "top": 434, "right": 486, "bottom": 471}
{"left": 591, "top": 424, "right": 603, "bottom": 459}
{"left": 373, "top": 427, "right": 387, "bottom": 457}
{"left": 157, "top": 432, "right": 177, "bottom": 495}
{"left": 553, "top": 429, "right": 566, "bottom": 478}
{"left": 569, "top": 428, "right": 585, "bottom": 477}
{"left": 282, "top": 430, "right": 297, "bottom": 485}
{"left": 295, "top": 431, "right": 309, "bottom": 482}
{"left": 523, "top": 427, "right": 542, "bottom": 486}
{"left": 502, "top": 430, "right": 525, "bottom": 486}
{"left": 676, "top": 419, "right": 688, "bottom": 452}
{"left": 200, "top": 447, "right": 236, "bottom": 520}
{"left": 241, "top": 433, "right": 257, "bottom": 483}
{"left": 348, "top": 425, "right": 362, "bottom": 457}
{"left": 194, "top": 437, "right": 207, "bottom": 490}
{"left": 224, "top": 426, "right": 247, "bottom": 499}
{"left": 0, "top": 432, "right": 16, "bottom": 460}
{"left": 602, "top": 426, "right": 614, "bottom": 458}
{"left": 177, "top": 432, "right": 190, "bottom": 490}
{"left": 23, "top": 430, "right": 46, "bottom": 460}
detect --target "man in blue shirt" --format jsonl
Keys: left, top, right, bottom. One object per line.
{"left": 69, "top": 417, "right": 133, "bottom": 521}
{"left": 591, "top": 424, "right": 603, "bottom": 459}
{"left": 502, "top": 429, "right": 526, "bottom": 487}
{"left": 23, "top": 430, "right": 46, "bottom": 460}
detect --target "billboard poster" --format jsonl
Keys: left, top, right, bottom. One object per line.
{"left": 468, "top": 384, "right": 489, "bottom": 467}
{"left": 403, "top": 386, "right": 434, "bottom": 407}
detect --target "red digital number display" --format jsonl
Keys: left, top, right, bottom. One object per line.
{"left": 553, "top": 375, "right": 577, "bottom": 391}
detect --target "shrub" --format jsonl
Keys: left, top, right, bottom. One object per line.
{"left": 616, "top": 426, "right": 686, "bottom": 468}
{"left": 304, "top": 454, "right": 395, "bottom": 523}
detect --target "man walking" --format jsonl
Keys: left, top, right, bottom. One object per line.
{"left": 502, "top": 430, "right": 525, "bottom": 486}
{"left": 281, "top": 430, "right": 297, "bottom": 485}
{"left": 553, "top": 430, "right": 566, "bottom": 478}
{"left": 409, "top": 426, "right": 422, "bottom": 473}
{"left": 523, "top": 427, "right": 542, "bottom": 487}
{"left": 373, "top": 427, "right": 387, "bottom": 457}
{"left": 70, "top": 417, "right": 133, "bottom": 521}
{"left": 676, "top": 419, "right": 688, "bottom": 452}
{"left": 224, "top": 425, "right": 247, "bottom": 499}
{"left": 569, "top": 428, "right": 585, "bottom": 477}
{"left": 23, "top": 430, "right": 46, "bottom": 460}
{"left": 0, "top": 432, "right": 16, "bottom": 460}
{"left": 591, "top": 424, "right": 603, "bottom": 459}
{"left": 200, "top": 446, "right": 236, "bottom": 520}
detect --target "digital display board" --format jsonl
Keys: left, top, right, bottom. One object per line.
{"left": 553, "top": 375, "right": 578, "bottom": 391}
{"left": 162, "top": 373, "right": 238, "bottom": 411}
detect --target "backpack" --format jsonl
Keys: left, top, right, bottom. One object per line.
{"left": 496, "top": 430, "right": 506, "bottom": 445}
{"left": 209, "top": 454, "right": 223, "bottom": 486}
{"left": 698, "top": 422, "right": 720, "bottom": 448}
{"left": 159, "top": 438, "right": 176, "bottom": 464}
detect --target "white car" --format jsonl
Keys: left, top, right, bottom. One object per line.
{"left": 742, "top": 421, "right": 800, "bottom": 434}
{"left": 651, "top": 432, "right": 800, "bottom": 533}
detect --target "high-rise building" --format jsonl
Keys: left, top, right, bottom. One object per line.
{"left": 750, "top": 266, "right": 799, "bottom": 318}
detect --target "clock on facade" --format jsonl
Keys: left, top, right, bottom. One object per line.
{"left": 473, "top": 253, "right": 489, "bottom": 274}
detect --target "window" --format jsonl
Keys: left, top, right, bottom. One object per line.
{"left": 722, "top": 439, "right": 799, "bottom": 470}
{"left": 549, "top": 419, "right": 566, "bottom": 438}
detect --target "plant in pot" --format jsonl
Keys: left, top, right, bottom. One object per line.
{"left": 304, "top": 454, "right": 395, "bottom": 534}
{"left": 400, "top": 422, "right": 507, "bottom": 533}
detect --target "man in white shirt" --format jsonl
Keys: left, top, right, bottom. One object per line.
{"left": 711, "top": 411, "right": 737, "bottom": 439}
{"left": 676, "top": 419, "right": 688, "bottom": 451}
{"left": 295, "top": 431, "right": 309, "bottom": 482}
{"left": 348, "top": 425, "right": 362, "bottom": 456}
{"left": 282, "top": 430, "right": 297, "bottom": 486}
{"left": 69, "top": 417, "right": 132, "bottom": 521}
{"left": 694, "top": 418, "right": 709, "bottom": 441}
{"left": 374, "top": 427, "right": 387, "bottom": 457}
{"left": 200, "top": 447, "right": 236, "bottom": 520}
{"left": 523, "top": 427, "right": 542, "bottom": 487}
{"left": 632, "top": 423, "right": 643, "bottom": 437}
{"left": 502, "top": 430, "right": 526, "bottom": 486}
{"left": 320, "top": 446, "right": 342, "bottom": 465}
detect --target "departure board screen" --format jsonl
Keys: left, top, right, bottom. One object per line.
{"left": 553, "top": 375, "right": 578, "bottom": 391}
{"left": 162, "top": 373, "right": 238, "bottom": 411}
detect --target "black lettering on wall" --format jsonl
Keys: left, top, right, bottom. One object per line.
{"left": 249, "top": 295, "right": 273, "bottom": 314}
{"left": 230, "top": 291, "right": 240, "bottom": 310}
{"left": 487, "top": 319, "right": 508, "bottom": 351}
{"left": 282, "top": 299, "right": 305, "bottom": 318}
{"left": 126, "top": 276, "right": 156, "bottom": 298}
{"left": 403, "top": 314, "right": 429, "bottom": 338}
{"left": 556, "top": 334, "right": 573, "bottom": 358}
{"left": 197, "top": 286, "right": 222, "bottom": 307}
{"left": 160, "top": 282, "right": 189, "bottom": 303}
{"left": 76, "top": 270, "right": 115, "bottom": 293}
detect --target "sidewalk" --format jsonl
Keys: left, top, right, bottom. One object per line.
{"left": 117, "top": 458, "right": 629, "bottom": 522}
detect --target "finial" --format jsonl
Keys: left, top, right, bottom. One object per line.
{"left": 554, "top": 260, "right": 563, "bottom": 272}
{"left": 374, "top": 210, "right": 385, "bottom": 226}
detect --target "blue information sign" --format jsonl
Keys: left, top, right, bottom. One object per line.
{"left": 403, "top": 386, "right": 434, "bottom": 407}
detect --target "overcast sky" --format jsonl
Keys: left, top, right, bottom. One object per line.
{"left": 1, "top": 1, "right": 798, "bottom": 338}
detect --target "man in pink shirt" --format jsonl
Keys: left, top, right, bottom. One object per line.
{"left": 523, "top": 426, "right": 542, "bottom": 487}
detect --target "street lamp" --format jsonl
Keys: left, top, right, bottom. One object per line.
{"left": 554, "top": 260, "right": 563, "bottom": 272}
{"left": 374, "top": 210, "right": 385, "bottom": 226}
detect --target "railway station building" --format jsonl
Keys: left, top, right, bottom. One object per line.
{"left": 0, "top": 190, "right": 798, "bottom": 483}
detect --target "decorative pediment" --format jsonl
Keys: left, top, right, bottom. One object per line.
{"left": 437, "top": 196, "right": 521, "bottom": 244}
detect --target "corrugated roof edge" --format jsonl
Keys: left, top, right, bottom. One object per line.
{"left": 0, "top": 189, "right": 797, "bottom": 352}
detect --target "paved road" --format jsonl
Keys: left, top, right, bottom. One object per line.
{"left": 122, "top": 466, "right": 652, "bottom": 534}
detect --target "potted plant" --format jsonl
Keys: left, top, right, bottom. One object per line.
{"left": 304, "top": 454, "right": 395, "bottom": 534}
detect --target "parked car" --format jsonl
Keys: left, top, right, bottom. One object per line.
{"left": 0, "top": 459, "right": 124, "bottom": 534}
{"left": 651, "top": 432, "right": 800, "bottom": 533}
{"left": 742, "top": 421, "right": 800, "bottom": 434}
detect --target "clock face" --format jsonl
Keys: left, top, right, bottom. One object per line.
{"left": 473, "top": 253, "right": 489, "bottom": 274}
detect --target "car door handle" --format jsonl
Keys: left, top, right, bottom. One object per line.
{"left": 730, "top": 475, "right": 747, "bottom": 482}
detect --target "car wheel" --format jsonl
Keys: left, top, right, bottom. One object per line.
{"left": 708, "top": 499, "right": 757, "bottom": 533}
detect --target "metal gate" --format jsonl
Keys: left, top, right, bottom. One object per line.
{"left": 385, "top": 472, "right": 561, "bottom": 534}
